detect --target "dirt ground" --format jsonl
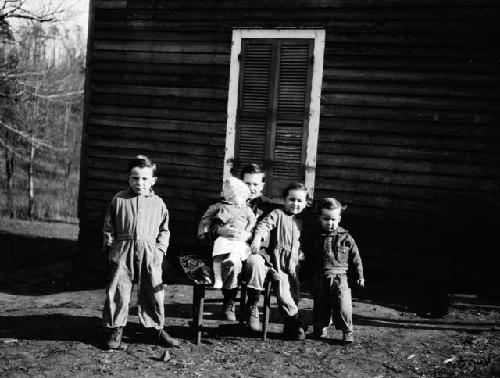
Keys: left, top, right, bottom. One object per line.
{"left": 0, "top": 217, "right": 499, "bottom": 378}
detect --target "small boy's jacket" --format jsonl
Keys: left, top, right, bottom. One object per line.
{"left": 304, "top": 226, "right": 363, "bottom": 280}
{"left": 103, "top": 188, "right": 170, "bottom": 254}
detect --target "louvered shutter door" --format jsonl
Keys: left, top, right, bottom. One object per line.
{"left": 270, "top": 40, "right": 313, "bottom": 197}
{"left": 236, "top": 39, "right": 313, "bottom": 198}
{"left": 235, "top": 41, "right": 274, "bottom": 175}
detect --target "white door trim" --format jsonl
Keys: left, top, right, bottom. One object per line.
{"left": 223, "top": 28, "right": 325, "bottom": 199}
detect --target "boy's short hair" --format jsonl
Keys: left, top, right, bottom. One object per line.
{"left": 240, "top": 163, "right": 265, "bottom": 181}
{"left": 282, "top": 182, "right": 309, "bottom": 199}
{"left": 127, "top": 155, "right": 157, "bottom": 176}
{"left": 318, "top": 197, "right": 347, "bottom": 213}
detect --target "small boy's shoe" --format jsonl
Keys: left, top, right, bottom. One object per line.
{"left": 154, "top": 329, "right": 180, "bottom": 347}
{"left": 283, "top": 317, "right": 305, "bottom": 341}
{"left": 343, "top": 331, "right": 354, "bottom": 343}
{"left": 105, "top": 327, "right": 123, "bottom": 349}
{"left": 313, "top": 327, "right": 328, "bottom": 339}
{"left": 295, "top": 325, "right": 306, "bottom": 341}
{"left": 266, "top": 267, "right": 281, "bottom": 282}
{"left": 223, "top": 302, "right": 236, "bottom": 322}
{"left": 247, "top": 304, "right": 260, "bottom": 331}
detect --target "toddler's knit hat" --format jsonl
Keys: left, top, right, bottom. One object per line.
{"left": 223, "top": 176, "right": 250, "bottom": 203}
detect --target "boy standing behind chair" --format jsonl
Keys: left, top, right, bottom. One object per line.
{"left": 304, "top": 198, "right": 364, "bottom": 343}
{"left": 102, "top": 155, "right": 179, "bottom": 349}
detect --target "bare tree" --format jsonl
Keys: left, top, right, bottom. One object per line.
{"left": 1, "top": 0, "right": 67, "bottom": 24}
{"left": 1, "top": 1, "right": 85, "bottom": 219}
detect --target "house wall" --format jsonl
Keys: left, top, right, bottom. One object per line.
{"left": 78, "top": 0, "right": 500, "bottom": 293}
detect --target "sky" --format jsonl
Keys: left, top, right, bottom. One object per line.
{"left": 66, "top": 0, "right": 90, "bottom": 38}
{"left": 10, "top": 0, "right": 89, "bottom": 39}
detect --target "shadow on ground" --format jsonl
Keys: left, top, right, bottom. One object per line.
{"left": 0, "top": 232, "right": 77, "bottom": 295}
{"left": 0, "top": 314, "right": 102, "bottom": 347}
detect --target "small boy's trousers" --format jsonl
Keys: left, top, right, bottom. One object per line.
{"left": 313, "top": 272, "right": 352, "bottom": 332}
{"left": 102, "top": 238, "right": 165, "bottom": 330}
{"left": 243, "top": 254, "right": 268, "bottom": 291}
{"left": 243, "top": 254, "right": 299, "bottom": 317}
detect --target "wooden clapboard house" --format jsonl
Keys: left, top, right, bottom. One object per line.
{"left": 77, "top": 0, "right": 500, "bottom": 300}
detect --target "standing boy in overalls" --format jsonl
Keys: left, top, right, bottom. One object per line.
{"left": 102, "top": 155, "right": 179, "bottom": 349}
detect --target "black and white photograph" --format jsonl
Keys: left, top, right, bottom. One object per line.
{"left": 1, "top": 0, "right": 499, "bottom": 376}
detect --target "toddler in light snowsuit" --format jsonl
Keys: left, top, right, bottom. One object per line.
{"left": 250, "top": 182, "right": 309, "bottom": 340}
{"left": 102, "top": 155, "right": 179, "bottom": 349}
{"left": 304, "top": 197, "right": 364, "bottom": 343}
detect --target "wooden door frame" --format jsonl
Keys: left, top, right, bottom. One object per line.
{"left": 223, "top": 28, "right": 325, "bottom": 199}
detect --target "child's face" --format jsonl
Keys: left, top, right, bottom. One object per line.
{"left": 319, "top": 208, "right": 342, "bottom": 232}
{"left": 284, "top": 189, "right": 307, "bottom": 215}
{"left": 231, "top": 193, "right": 248, "bottom": 206}
{"left": 128, "top": 166, "right": 157, "bottom": 195}
{"left": 242, "top": 173, "right": 265, "bottom": 199}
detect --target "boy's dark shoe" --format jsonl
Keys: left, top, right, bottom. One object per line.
{"left": 223, "top": 301, "right": 236, "bottom": 322}
{"left": 105, "top": 327, "right": 123, "bottom": 349}
{"left": 312, "top": 327, "right": 328, "bottom": 339}
{"left": 343, "top": 331, "right": 354, "bottom": 343}
{"left": 153, "top": 329, "right": 180, "bottom": 347}
{"left": 283, "top": 316, "right": 305, "bottom": 341}
{"left": 247, "top": 304, "right": 260, "bottom": 331}
{"left": 295, "top": 325, "right": 306, "bottom": 341}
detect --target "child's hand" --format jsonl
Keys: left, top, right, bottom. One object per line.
{"left": 297, "top": 249, "right": 305, "bottom": 261}
{"left": 250, "top": 240, "right": 261, "bottom": 254}
{"left": 217, "top": 225, "right": 236, "bottom": 239}
{"left": 357, "top": 278, "right": 365, "bottom": 288}
{"left": 239, "top": 230, "right": 252, "bottom": 242}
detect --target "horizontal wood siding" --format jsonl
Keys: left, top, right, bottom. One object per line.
{"left": 312, "top": 1, "right": 500, "bottom": 291}
{"left": 81, "top": 0, "right": 500, "bottom": 291}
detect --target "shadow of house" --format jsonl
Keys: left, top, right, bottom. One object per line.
{"left": 0, "top": 314, "right": 103, "bottom": 347}
{"left": 0, "top": 233, "right": 77, "bottom": 295}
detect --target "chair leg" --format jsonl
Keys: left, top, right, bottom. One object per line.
{"left": 262, "top": 280, "right": 272, "bottom": 341}
{"left": 192, "top": 284, "right": 205, "bottom": 345}
{"left": 239, "top": 283, "right": 247, "bottom": 325}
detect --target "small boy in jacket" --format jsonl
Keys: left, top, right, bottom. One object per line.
{"left": 304, "top": 198, "right": 364, "bottom": 343}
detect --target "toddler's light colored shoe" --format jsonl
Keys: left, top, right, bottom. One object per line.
{"left": 247, "top": 304, "right": 260, "bottom": 331}
{"left": 223, "top": 302, "right": 236, "bottom": 321}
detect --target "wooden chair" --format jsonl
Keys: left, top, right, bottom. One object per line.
{"left": 191, "top": 278, "right": 247, "bottom": 345}
{"left": 189, "top": 271, "right": 273, "bottom": 344}
{"left": 180, "top": 195, "right": 273, "bottom": 344}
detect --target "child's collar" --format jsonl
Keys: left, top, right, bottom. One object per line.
{"left": 319, "top": 226, "right": 347, "bottom": 235}
{"left": 222, "top": 199, "right": 247, "bottom": 207}
{"left": 128, "top": 188, "right": 155, "bottom": 197}
{"left": 282, "top": 207, "right": 303, "bottom": 217}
